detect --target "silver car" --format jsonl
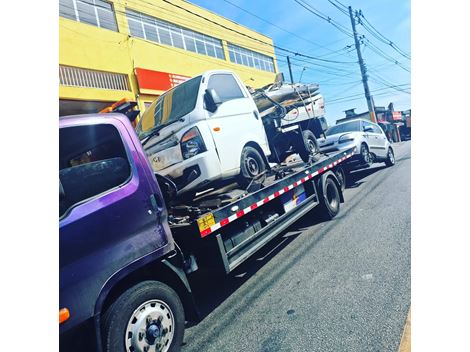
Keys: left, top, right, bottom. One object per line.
{"left": 317, "top": 119, "right": 395, "bottom": 168}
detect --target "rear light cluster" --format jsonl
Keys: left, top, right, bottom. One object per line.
{"left": 181, "top": 127, "right": 206, "bottom": 160}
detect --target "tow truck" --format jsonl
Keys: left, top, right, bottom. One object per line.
{"left": 60, "top": 111, "right": 353, "bottom": 352}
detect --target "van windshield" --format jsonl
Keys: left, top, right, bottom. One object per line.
{"left": 325, "top": 120, "right": 361, "bottom": 136}
{"left": 137, "top": 75, "right": 202, "bottom": 139}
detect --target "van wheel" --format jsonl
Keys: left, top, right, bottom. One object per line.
{"left": 102, "top": 281, "right": 185, "bottom": 352}
{"left": 238, "top": 146, "right": 267, "bottom": 189}
{"left": 385, "top": 147, "right": 395, "bottom": 167}
{"left": 298, "top": 130, "right": 320, "bottom": 163}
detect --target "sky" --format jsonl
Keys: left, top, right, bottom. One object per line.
{"left": 189, "top": 0, "right": 411, "bottom": 126}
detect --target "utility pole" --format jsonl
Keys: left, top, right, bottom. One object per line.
{"left": 287, "top": 56, "right": 294, "bottom": 84}
{"left": 348, "top": 6, "right": 376, "bottom": 123}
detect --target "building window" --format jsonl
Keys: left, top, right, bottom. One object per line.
{"left": 227, "top": 43, "right": 275, "bottom": 73}
{"left": 126, "top": 9, "right": 225, "bottom": 60}
{"left": 59, "top": 0, "right": 118, "bottom": 32}
{"left": 59, "top": 65, "right": 130, "bottom": 91}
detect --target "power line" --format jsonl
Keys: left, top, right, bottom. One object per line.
{"left": 293, "top": 0, "right": 354, "bottom": 37}
{"left": 220, "top": 0, "right": 350, "bottom": 56}
{"left": 359, "top": 11, "right": 411, "bottom": 60}
{"left": 327, "top": 0, "right": 349, "bottom": 16}
{"left": 363, "top": 38, "right": 410, "bottom": 72}
{"left": 156, "top": 0, "right": 358, "bottom": 64}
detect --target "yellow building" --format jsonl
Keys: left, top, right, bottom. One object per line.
{"left": 59, "top": 0, "right": 279, "bottom": 117}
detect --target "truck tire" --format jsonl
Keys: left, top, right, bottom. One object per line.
{"left": 238, "top": 146, "right": 267, "bottom": 189}
{"left": 298, "top": 130, "right": 320, "bottom": 163}
{"left": 102, "top": 281, "right": 185, "bottom": 352}
{"left": 384, "top": 147, "right": 395, "bottom": 167}
{"left": 316, "top": 177, "right": 340, "bottom": 220}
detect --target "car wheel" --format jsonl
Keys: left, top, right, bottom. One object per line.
{"left": 385, "top": 147, "right": 395, "bottom": 167}
{"left": 102, "top": 281, "right": 185, "bottom": 352}
{"left": 360, "top": 143, "right": 372, "bottom": 167}
{"left": 298, "top": 130, "right": 320, "bottom": 163}
{"left": 238, "top": 146, "right": 267, "bottom": 189}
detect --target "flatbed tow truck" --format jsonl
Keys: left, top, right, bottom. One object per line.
{"left": 60, "top": 111, "right": 355, "bottom": 352}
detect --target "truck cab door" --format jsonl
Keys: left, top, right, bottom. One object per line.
{"left": 204, "top": 73, "right": 269, "bottom": 175}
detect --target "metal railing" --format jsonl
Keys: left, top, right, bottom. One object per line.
{"left": 59, "top": 65, "right": 130, "bottom": 91}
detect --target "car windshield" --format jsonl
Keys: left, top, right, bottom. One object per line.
{"left": 136, "top": 75, "right": 202, "bottom": 139}
{"left": 325, "top": 120, "right": 361, "bottom": 136}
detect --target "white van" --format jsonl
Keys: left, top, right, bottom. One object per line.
{"left": 136, "top": 70, "right": 271, "bottom": 196}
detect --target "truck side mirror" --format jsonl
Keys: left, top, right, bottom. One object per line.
{"left": 204, "top": 89, "right": 222, "bottom": 113}
{"left": 364, "top": 126, "right": 373, "bottom": 132}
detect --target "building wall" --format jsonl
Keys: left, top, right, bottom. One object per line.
{"left": 59, "top": 0, "right": 278, "bottom": 117}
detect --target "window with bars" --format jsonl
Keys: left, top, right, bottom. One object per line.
{"left": 59, "top": 65, "right": 130, "bottom": 91}
{"left": 59, "top": 0, "right": 118, "bottom": 32}
{"left": 126, "top": 9, "right": 225, "bottom": 60}
{"left": 227, "top": 43, "right": 275, "bottom": 73}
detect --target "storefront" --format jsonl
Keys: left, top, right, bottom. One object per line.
{"left": 59, "top": 0, "right": 278, "bottom": 119}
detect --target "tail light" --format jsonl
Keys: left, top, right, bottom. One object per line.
{"left": 181, "top": 127, "right": 206, "bottom": 160}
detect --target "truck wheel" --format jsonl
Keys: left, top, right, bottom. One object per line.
{"left": 317, "top": 177, "right": 340, "bottom": 220}
{"left": 298, "top": 130, "right": 320, "bottom": 163}
{"left": 102, "top": 281, "right": 185, "bottom": 352}
{"left": 384, "top": 147, "right": 395, "bottom": 167}
{"left": 335, "top": 167, "right": 346, "bottom": 192}
{"left": 238, "top": 146, "right": 267, "bottom": 189}
{"left": 360, "top": 143, "right": 372, "bottom": 167}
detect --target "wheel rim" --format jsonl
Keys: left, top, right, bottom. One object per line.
{"left": 125, "top": 299, "right": 175, "bottom": 352}
{"left": 325, "top": 182, "right": 338, "bottom": 211}
{"left": 388, "top": 149, "right": 395, "bottom": 164}
{"left": 245, "top": 155, "right": 260, "bottom": 177}
{"left": 361, "top": 145, "right": 370, "bottom": 164}
{"left": 307, "top": 138, "right": 316, "bottom": 153}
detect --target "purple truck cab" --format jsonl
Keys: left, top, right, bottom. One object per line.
{"left": 59, "top": 114, "right": 190, "bottom": 352}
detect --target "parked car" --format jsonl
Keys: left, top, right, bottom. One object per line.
{"left": 317, "top": 119, "right": 395, "bottom": 169}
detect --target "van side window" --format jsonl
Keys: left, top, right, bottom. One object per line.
{"left": 372, "top": 124, "right": 384, "bottom": 134}
{"left": 59, "top": 124, "right": 131, "bottom": 218}
{"left": 207, "top": 74, "right": 245, "bottom": 102}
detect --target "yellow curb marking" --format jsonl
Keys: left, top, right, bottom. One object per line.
{"left": 398, "top": 310, "right": 411, "bottom": 352}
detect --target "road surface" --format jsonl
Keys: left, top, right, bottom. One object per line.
{"left": 183, "top": 141, "right": 411, "bottom": 352}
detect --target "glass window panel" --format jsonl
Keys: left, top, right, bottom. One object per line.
{"left": 171, "top": 30, "right": 185, "bottom": 49}
{"left": 195, "top": 40, "right": 206, "bottom": 55}
{"left": 206, "top": 44, "right": 215, "bottom": 57}
{"left": 247, "top": 56, "right": 254, "bottom": 67}
{"left": 235, "top": 52, "right": 242, "bottom": 64}
{"left": 144, "top": 24, "right": 158, "bottom": 42}
{"left": 97, "top": 8, "right": 117, "bottom": 31}
{"left": 254, "top": 58, "right": 261, "bottom": 69}
{"left": 59, "top": 0, "right": 76, "bottom": 20}
{"left": 184, "top": 37, "right": 196, "bottom": 52}
{"left": 158, "top": 27, "right": 172, "bottom": 45}
{"left": 207, "top": 74, "right": 244, "bottom": 102}
{"left": 128, "top": 19, "right": 144, "bottom": 38}
{"left": 77, "top": 0, "right": 97, "bottom": 26}
{"left": 241, "top": 54, "right": 248, "bottom": 66}
{"left": 229, "top": 50, "right": 235, "bottom": 62}
{"left": 215, "top": 46, "right": 225, "bottom": 59}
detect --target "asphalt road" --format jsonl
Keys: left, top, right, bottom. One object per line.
{"left": 182, "top": 141, "right": 411, "bottom": 352}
